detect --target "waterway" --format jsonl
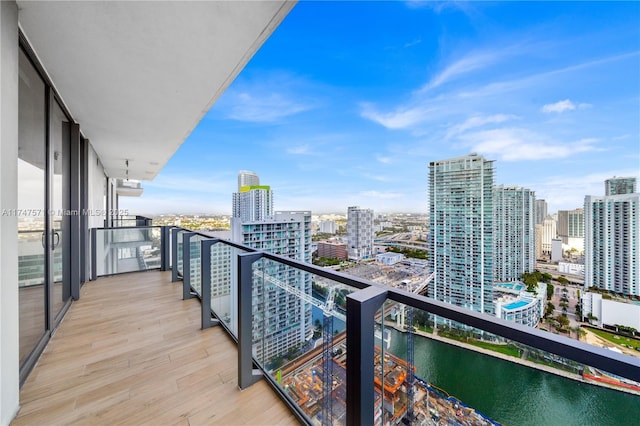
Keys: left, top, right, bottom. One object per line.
{"left": 385, "top": 327, "right": 640, "bottom": 426}
{"left": 311, "top": 307, "right": 639, "bottom": 425}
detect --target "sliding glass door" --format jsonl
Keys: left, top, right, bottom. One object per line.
{"left": 18, "top": 46, "right": 72, "bottom": 375}
{"left": 18, "top": 48, "right": 47, "bottom": 367}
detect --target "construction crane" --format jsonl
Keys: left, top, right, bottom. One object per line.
{"left": 253, "top": 270, "right": 346, "bottom": 322}
{"left": 253, "top": 270, "right": 342, "bottom": 425}
{"left": 402, "top": 271, "right": 433, "bottom": 424}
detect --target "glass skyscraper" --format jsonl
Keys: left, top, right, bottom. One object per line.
{"left": 429, "top": 154, "right": 495, "bottom": 314}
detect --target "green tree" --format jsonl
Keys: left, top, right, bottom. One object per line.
{"left": 555, "top": 314, "right": 570, "bottom": 332}
{"left": 545, "top": 301, "right": 556, "bottom": 318}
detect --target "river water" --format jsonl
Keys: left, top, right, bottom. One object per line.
{"left": 311, "top": 307, "right": 639, "bottom": 425}
{"left": 385, "top": 327, "right": 639, "bottom": 426}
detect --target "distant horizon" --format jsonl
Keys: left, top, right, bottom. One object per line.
{"left": 121, "top": 2, "right": 640, "bottom": 216}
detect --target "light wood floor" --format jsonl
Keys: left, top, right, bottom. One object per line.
{"left": 13, "top": 271, "right": 300, "bottom": 426}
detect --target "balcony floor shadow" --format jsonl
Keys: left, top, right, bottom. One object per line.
{"left": 13, "top": 271, "right": 299, "bottom": 426}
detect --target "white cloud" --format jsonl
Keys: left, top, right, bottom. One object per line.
{"left": 227, "top": 92, "right": 311, "bottom": 123}
{"left": 376, "top": 154, "right": 393, "bottom": 164}
{"left": 404, "top": 38, "right": 422, "bottom": 48}
{"left": 446, "top": 114, "right": 518, "bottom": 139}
{"left": 286, "top": 144, "right": 312, "bottom": 155}
{"left": 420, "top": 50, "right": 502, "bottom": 92}
{"left": 542, "top": 99, "right": 576, "bottom": 113}
{"left": 360, "top": 103, "right": 434, "bottom": 129}
{"left": 462, "top": 128, "right": 600, "bottom": 161}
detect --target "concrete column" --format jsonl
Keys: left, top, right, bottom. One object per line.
{"left": 0, "top": 1, "right": 21, "bottom": 424}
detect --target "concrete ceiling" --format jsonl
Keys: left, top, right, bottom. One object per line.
{"left": 17, "top": 0, "right": 295, "bottom": 180}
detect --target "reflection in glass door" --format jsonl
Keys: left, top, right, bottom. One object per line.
{"left": 50, "top": 100, "right": 71, "bottom": 321}
{"left": 18, "top": 47, "right": 72, "bottom": 373}
{"left": 18, "top": 49, "right": 47, "bottom": 366}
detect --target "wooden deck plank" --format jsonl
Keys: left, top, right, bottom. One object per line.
{"left": 13, "top": 271, "right": 299, "bottom": 426}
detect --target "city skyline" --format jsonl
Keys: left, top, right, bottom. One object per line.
{"left": 121, "top": 1, "right": 639, "bottom": 216}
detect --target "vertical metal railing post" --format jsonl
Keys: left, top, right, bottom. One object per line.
{"left": 90, "top": 228, "right": 97, "bottom": 281}
{"left": 160, "top": 226, "right": 170, "bottom": 271}
{"left": 238, "top": 251, "right": 264, "bottom": 389}
{"left": 200, "top": 239, "right": 221, "bottom": 329}
{"left": 182, "top": 232, "right": 196, "bottom": 300}
{"left": 345, "top": 286, "right": 388, "bottom": 426}
{"left": 171, "top": 228, "right": 180, "bottom": 282}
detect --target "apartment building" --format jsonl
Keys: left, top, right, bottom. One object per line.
{"left": 429, "top": 154, "right": 495, "bottom": 314}
{"left": 605, "top": 176, "right": 637, "bottom": 196}
{"left": 493, "top": 185, "right": 536, "bottom": 281}
{"left": 585, "top": 192, "right": 640, "bottom": 296}
{"left": 347, "top": 206, "right": 374, "bottom": 261}
{"left": 231, "top": 211, "right": 313, "bottom": 360}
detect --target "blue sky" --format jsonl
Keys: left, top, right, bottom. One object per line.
{"left": 122, "top": 1, "right": 640, "bottom": 216}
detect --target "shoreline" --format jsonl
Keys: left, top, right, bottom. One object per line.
{"left": 386, "top": 323, "right": 640, "bottom": 397}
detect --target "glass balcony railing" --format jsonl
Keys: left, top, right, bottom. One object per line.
{"left": 91, "top": 224, "right": 640, "bottom": 425}
{"left": 91, "top": 226, "right": 162, "bottom": 277}
{"left": 108, "top": 215, "right": 152, "bottom": 228}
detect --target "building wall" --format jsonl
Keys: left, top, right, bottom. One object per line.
{"left": 231, "top": 211, "right": 312, "bottom": 361}
{"left": 581, "top": 292, "right": 640, "bottom": 330}
{"left": 0, "top": 2, "right": 20, "bottom": 423}
{"left": 535, "top": 199, "right": 547, "bottom": 225}
{"left": 541, "top": 217, "right": 556, "bottom": 255}
{"left": 376, "top": 252, "right": 404, "bottom": 265}
{"left": 232, "top": 186, "right": 273, "bottom": 222}
{"left": 558, "top": 262, "right": 585, "bottom": 275}
{"left": 317, "top": 241, "right": 347, "bottom": 260}
{"left": 605, "top": 177, "right": 636, "bottom": 196}
{"left": 493, "top": 185, "right": 536, "bottom": 281}
{"left": 557, "top": 208, "right": 584, "bottom": 245}
{"left": 429, "top": 154, "right": 494, "bottom": 314}
{"left": 551, "top": 238, "right": 563, "bottom": 262}
{"left": 347, "top": 206, "right": 374, "bottom": 261}
{"left": 318, "top": 220, "right": 337, "bottom": 234}
{"left": 585, "top": 193, "right": 640, "bottom": 296}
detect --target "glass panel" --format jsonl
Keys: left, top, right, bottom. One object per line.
{"left": 187, "top": 234, "right": 207, "bottom": 297}
{"left": 208, "top": 242, "right": 249, "bottom": 337}
{"left": 51, "top": 100, "right": 70, "bottom": 318}
{"left": 378, "top": 302, "right": 640, "bottom": 425}
{"left": 95, "top": 227, "right": 161, "bottom": 276}
{"left": 254, "top": 257, "right": 358, "bottom": 426}
{"left": 18, "top": 48, "right": 47, "bottom": 366}
{"left": 176, "top": 230, "right": 186, "bottom": 279}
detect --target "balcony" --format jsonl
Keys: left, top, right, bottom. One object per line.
{"left": 13, "top": 270, "right": 297, "bottom": 425}
{"left": 13, "top": 226, "right": 640, "bottom": 425}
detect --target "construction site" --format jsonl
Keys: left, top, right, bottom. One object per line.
{"left": 279, "top": 330, "right": 498, "bottom": 426}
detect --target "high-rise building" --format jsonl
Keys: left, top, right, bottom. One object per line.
{"left": 231, "top": 174, "right": 312, "bottom": 360}
{"left": 535, "top": 199, "right": 547, "bottom": 225}
{"left": 535, "top": 224, "right": 544, "bottom": 260}
{"left": 540, "top": 217, "right": 557, "bottom": 256}
{"left": 232, "top": 171, "right": 273, "bottom": 222}
{"left": 557, "top": 208, "right": 584, "bottom": 252}
{"left": 347, "top": 206, "right": 374, "bottom": 261}
{"left": 231, "top": 211, "right": 313, "bottom": 360}
{"left": 605, "top": 176, "right": 637, "bottom": 196}
{"left": 319, "top": 220, "right": 337, "bottom": 234}
{"left": 584, "top": 192, "right": 640, "bottom": 296}
{"left": 429, "top": 154, "right": 494, "bottom": 314}
{"left": 493, "top": 186, "right": 536, "bottom": 281}
{"left": 237, "top": 170, "right": 260, "bottom": 189}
